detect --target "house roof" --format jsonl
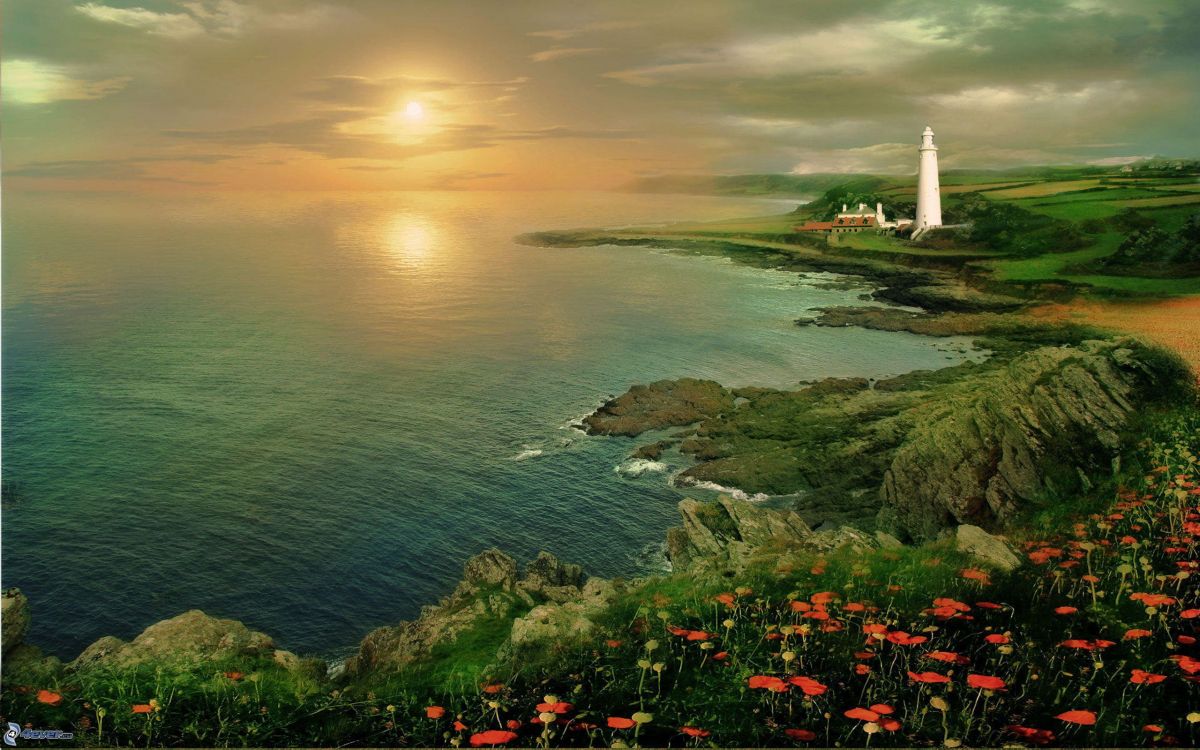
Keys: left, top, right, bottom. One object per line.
{"left": 795, "top": 215, "right": 877, "bottom": 231}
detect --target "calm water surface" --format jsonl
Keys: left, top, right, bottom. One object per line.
{"left": 2, "top": 190, "right": 983, "bottom": 658}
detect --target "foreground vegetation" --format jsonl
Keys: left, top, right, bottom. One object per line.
{"left": 3, "top": 408, "right": 1199, "bottom": 747}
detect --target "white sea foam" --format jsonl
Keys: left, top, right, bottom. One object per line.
{"left": 614, "top": 458, "right": 669, "bottom": 477}
{"left": 674, "top": 477, "right": 770, "bottom": 502}
{"left": 513, "top": 448, "right": 544, "bottom": 461}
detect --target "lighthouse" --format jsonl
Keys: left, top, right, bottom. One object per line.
{"left": 914, "top": 125, "right": 942, "bottom": 231}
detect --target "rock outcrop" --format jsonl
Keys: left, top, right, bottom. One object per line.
{"left": 69, "top": 609, "right": 320, "bottom": 676}
{"left": 584, "top": 378, "right": 733, "bottom": 436}
{"left": 955, "top": 525, "right": 1021, "bottom": 571}
{"left": 2, "top": 588, "right": 31, "bottom": 658}
{"left": 506, "top": 578, "right": 617, "bottom": 656}
{"left": 345, "top": 549, "right": 613, "bottom": 678}
{"left": 666, "top": 496, "right": 879, "bottom": 572}
{"left": 880, "top": 338, "right": 1190, "bottom": 540}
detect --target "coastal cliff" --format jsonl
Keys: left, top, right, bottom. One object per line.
{"left": 585, "top": 338, "right": 1191, "bottom": 540}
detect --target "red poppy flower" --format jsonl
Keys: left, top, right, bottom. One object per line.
{"left": 967, "top": 674, "right": 1006, "bottom": 690}
{"left": 855, "top": 664, "right": 871, "bottom": 675}
{"left": 844, "top": 602, "right": 866, "bottom": 612}
{"left": 879, "top": 718, "right": 901, "bottom": 732}
{"left": 1181, "top": 608, "right": 1200, "bottom": 619}
{"left": 605, "top": 639, "right": 622, "bottom": 648}
{"left": 787, "top": 676, "right": 827, "bottom": 696}
{"left": 907, "top": 670, "right": 951, "bottom": 684}
{"left": 1173, "top": 655, "right": 1200, "bottom": 674}
{"left": 1060, "top": 639, "right": 1094, "bottom": 650}
{"left": 426, "top": 706, "right": 447, "bottom": 719}
{"left": 976, "top": 601, "right": 1002, "bottom": 609}
{"left": 1130, "top": 669, "right": 1166, "bottom": 685}
{"left": 843, "top": 707, "right": 879, "bottom": 722}
{"left": 961, "top": 568, "right": 992, "bottom": 584}
{"left": 713, "top": 651, "right": 729, "bottom": 661}
{"left": 986, "top": 634, "right": 1010, "bottom": 644}
{"left": 482, "top": 683, "right": 504, "bottom": 694}
{"left": 35, "top": 690, "right": 63, "bottom": 706}
{"left": 680, "top": 726, "right": 711, "bottom": 737}
{"left": 1008, "top": 725, "right": 1056, "bottom": 745}
{"left": 454, "top": 721, "right": 469, "bottom": 731}
{"left": 1054, "top": 606, "right": 1078, "bottom": 615}
{"left": 469, "top": 730, "right": 519, "bottom": 746}
{"left": 784, "top": 728, "right": 816, "bottom": 741}
{"left": 1124, "top": 628, "right": 1153, "bottom": 640}
{"left": 686, "top": 630, "right": 712, "bottom": 641}
{"left": 932, "top": 597, "right": 969, "bottom": 611}
{"left": 926, "top": 651, "right": 968, "bottom": 664}
{"left": 506, "top": 720, "right": 522, "bottom": 730}
{"left": 1144, "top": 724, "right": 1164, "bottom": 733}
{"left": 131, "top": 704, "right": 153, "bottom": 714}
{"left": 811, "top": 591, "right": 839, "bottom": 604}
{"left": 607, "top": 717, "right": 636, "bottom": 729}
{"left": 869, "top": 704, "right": 894, "bottom": 715}
{"left": 667, "top": 625, "right": 690, "bottom": 636}
{"left": 715, "top": 592, "right": 736, "bottom": 606}
{"left": 1131, "top": 593, "right": 1175, "bottom": 607}
{"left": 536, "top": 702, "right": 573, "bottom": 714}
{"left": 886, "top": 631, "right": 927, "bottom": 646}
{"left": 1055, "top": 710, "right": 1097, "bottom": 725}
{"left": 224, "top": 671, "right": 244, "bottom": 681}
{"left": 748, "top": 675, "right": 788, "bottom": 692}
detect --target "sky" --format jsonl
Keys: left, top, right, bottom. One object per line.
{"left": 3, "top": 0, "right": 1199, "bottom": 191}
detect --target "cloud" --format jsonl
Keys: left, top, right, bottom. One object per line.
{"left": 530, "top": 47, "right": 604, "bottom": 63}
{"left": 528, "top": 20, "right": 642, "bottom": 40}
{"left": 604, "top": 18, "right": 969, "bottom": 86}
{"left": 76, "top": 2, "right": 207, "bottom": 39}
{"left": 76, "top": 1, "right": 350, "bottom": 39}
{"left": 790, "top": 143, "right": 915, "bottom": 174}
{"left": 2, "top": 59, "right": 131, "bottom": 104}
{"left": 164, "top": 111, "right": 638, "bottom": 162}
{"left": 6, "top": 153, "right": 233, "bottom": 182}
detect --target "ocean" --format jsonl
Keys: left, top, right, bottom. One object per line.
{"left": 1, "top": 190, "right": 984, "bottom": 659}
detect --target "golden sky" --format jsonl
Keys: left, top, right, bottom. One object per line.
{"left": 3, "top": 0, "right": 1198, "bottom": 191}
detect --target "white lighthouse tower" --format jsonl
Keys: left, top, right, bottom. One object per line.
{"left": 914, "top": 125, "right": 942, "bottom": 231}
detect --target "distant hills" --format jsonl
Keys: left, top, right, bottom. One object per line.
{"left": 625, "top": 159, "right": 1200, "bottom": 198}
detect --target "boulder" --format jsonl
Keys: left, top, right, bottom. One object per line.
{"left": 71, "top": 610, "right": 276, "bottom": 671}
{"left": 2, "top": 588, "right": 31, "bottom": 657}
{"left": 667, "top": 496, "right": 814, "bottom": 571}
{"left": 461, "top": 549, "right": 519, "bottom": 593}
{"left": 506, "top": 579, "right": 618, "bottom": 654}
{"left": 956, "top": 524, "right": 1021, "bottom": 571}
{"left": 345, "top": 548, "right": 600, "bottom": 678}
{"left": 522, "top": 552, "right": 584, "bottom": 591}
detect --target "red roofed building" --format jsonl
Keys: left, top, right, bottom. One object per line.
{"left": 795, "top": 215, "right": 877, "bottom": 234}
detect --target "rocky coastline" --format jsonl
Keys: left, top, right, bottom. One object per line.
{"left": 3, "top": 227, "right": 1195, "bottom": 717}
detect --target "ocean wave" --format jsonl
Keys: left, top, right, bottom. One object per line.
{"left": 513, "top": 447, "right": 544, "bottom": 461}
{"left": 674, "top": 477, "right": 770, "bottom": 502}
{"left": 614, "top": 458, "right": 668, "bottom": 477}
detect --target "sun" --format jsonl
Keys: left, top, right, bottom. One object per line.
{"left": 404, "top": 101, "right": 425, "bottom": 121}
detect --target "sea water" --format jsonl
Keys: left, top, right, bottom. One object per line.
{"left": 1, "top": 190, "right": 984, "bottom": 658}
